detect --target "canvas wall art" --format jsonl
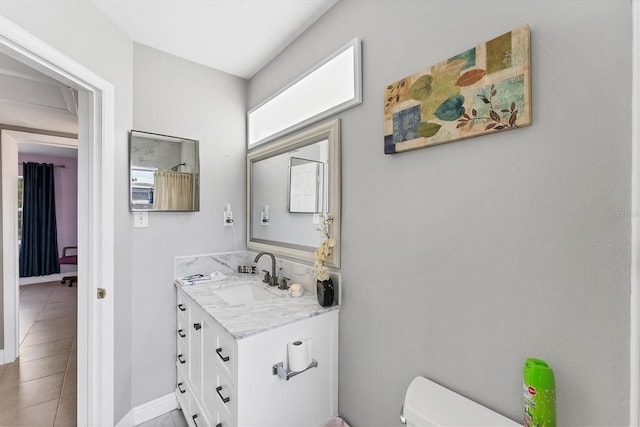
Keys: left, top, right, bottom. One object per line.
{"left": 384, "top": 25, "right": 531, "bottom": 154}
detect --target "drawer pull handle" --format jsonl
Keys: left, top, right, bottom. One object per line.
{"left": 178, "top": 304, "right": 186, "bottom": 312}
{"left": 216, "top": 385, "right": 230, "bottom": 403}
{"left": 193, "top": 323, "right": 201, "bottom": 331}
{"left": 178, "top": 354, "right": 186, "bottom": 364}
{"left": 178, "top": 329, "right": 186, "bottom": 338}
{"left": 177, "top": 382, "right": 186, "bottom": 394}
{"left": 216, "top": 347, "right": 230, "bottom": 362}
{"left": 192, "top": 414, "right": 198, "bottom": 427}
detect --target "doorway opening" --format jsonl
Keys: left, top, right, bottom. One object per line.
{"left": 3, "top": 131, "right": 79, "bottom": 424}
{"left": 1, "top": 16, "right": 115, "bottom": 425}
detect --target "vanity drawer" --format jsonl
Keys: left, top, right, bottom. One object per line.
{"left": 177, "top": 349, "right": 190, "bottom": 373}
{"left": 215, "top": 403, "right": 233, "bottom": 427}
{"left": 176, "top": 371, "right": 192, "bottom": 421}
{"left": 177, "top": 294, "right": 189, "bottom": 317}
{"left": 177, "top": 310, "right": 188, "bottom": 332}
{"left": 178, "top": 380, "right": 213, "bottom": 427}
{"left": 177, "top": 296, "right": 189, "bottom": 352}
{"left": 203, "top": 365, "right": 234, "bottom": 421}
{"left": 177, "top": 321, "right": 188, "bottom": 353}
{"left": 188, "top": 410, "right": 211, "bottom": 427}
{"left": 215, "top": 331, "right": 235, "bottom": 381}
{"left": 213, "top": 371, "right": 234, "bottom": 419}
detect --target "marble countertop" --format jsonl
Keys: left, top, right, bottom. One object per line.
{"left": 175, "top": 273, "right": 339, "bottom": 340}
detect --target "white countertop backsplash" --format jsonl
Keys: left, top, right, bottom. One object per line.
{"left": 174, "top": 251, "right": 249, "bottom": 276}
{"left": 174, "top": 252, "right": 341, "bottom": 339}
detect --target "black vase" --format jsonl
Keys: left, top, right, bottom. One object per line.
{"left": 316, "top": 278, "right": 334, "bottom": 307}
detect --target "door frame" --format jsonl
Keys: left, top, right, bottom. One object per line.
{"left": 632, "top": 0, "right": 639, "bottom": 424}
{"left": 0, "top": 16, "right": 115, "bottom": 426}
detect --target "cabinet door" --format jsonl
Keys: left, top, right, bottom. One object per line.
{"left": 201, "top": 317, "right": 219, "bottom": 425}
{"left": 202, "top": 317, "right": 236, "bottom": 426}
{"left": 236, "top": 310, "right": 339, "bottom": 425}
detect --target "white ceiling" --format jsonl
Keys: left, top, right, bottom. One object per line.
{"left": 90, "top": 0, "right": 339, "bottom": 79}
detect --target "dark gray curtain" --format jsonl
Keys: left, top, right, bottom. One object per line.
{"left": 19, "top": 162, "right": 60, "bottom": 277}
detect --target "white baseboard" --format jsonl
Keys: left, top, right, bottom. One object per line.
{"left": 0, "top": 349, "right": 17, "bottom": 366}
{"left": 117, "top": 393, "right": 178, "bottom": 426}
{"left": 115, "top": 409, "right": 134, "bottom": 427}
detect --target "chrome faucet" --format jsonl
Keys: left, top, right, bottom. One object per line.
{"left": 254, "top": 252, "right": 278, "bottom": 286}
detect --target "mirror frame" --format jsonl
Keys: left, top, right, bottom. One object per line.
{"left": 247, "top": 119, "right": 341, "bottom": 267}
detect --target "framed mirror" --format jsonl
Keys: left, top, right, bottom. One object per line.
{"left": 247, "top": 119, "right": 341, "bottom": 267}
{"left": 129, "top": 130, "right": 200, "bottom": 211}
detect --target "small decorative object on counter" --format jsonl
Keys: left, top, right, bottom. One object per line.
{"left": 314, "top": 214, "right": 335, "bottom": 307}
{"left": 316, "top": 278, "right": 334, "bottom": 307}
{"left": 289, "top": 283, "right": 304, "bottom": 297}
{"left": 523, "top": 358, "right": 556, "bottom": 427}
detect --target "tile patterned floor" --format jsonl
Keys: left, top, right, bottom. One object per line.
{"left": 0, "top": 281, "right": 77, "bottom": 426}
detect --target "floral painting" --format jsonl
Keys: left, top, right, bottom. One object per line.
{"left": 384, "top": 25, "right": 531, "bottom": 154}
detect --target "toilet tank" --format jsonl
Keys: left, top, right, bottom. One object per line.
{"left": 401, "top": 377, "right": 521, "bottom": 426}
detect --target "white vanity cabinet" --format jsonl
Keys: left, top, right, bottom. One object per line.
{"left": 177, "top": 291, "right": 237, "bottom": 427}
{"left": 175, "top": 286, "right": 339, "bottom": 427}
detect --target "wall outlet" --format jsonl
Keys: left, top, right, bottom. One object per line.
{"left": 133, "top": 211, "right": 149, "bottom": 228}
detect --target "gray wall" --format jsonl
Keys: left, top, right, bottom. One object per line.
{"left": 131, "top": 43, "right": 247, "bottom": 407}
{"left": 0, "top": 0, "right": 135, "bottom": 421}
{"left": 248, "top": 0, "right": 632, "bottom": 424}
{"left": 1, "top": 0, "right": 633, "bottom": 424}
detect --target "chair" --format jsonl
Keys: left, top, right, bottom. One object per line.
{"left": 59, "top": 246, "right": 77, "bottom": 287}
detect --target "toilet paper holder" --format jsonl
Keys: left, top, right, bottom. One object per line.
{"left": 272, "top": 359, "right": 318, "bottom": 381}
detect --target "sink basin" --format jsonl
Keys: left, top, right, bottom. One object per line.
{"left": 213, "top": 283, "right": 278, "bottom": 306}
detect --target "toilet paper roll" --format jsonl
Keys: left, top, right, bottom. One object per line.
{"left": 288, "top": 338, "right": 312, "bottom": 372}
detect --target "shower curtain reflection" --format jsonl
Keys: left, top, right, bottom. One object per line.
{"left": 153, "top": 171, "right": 193, "bottom": 210}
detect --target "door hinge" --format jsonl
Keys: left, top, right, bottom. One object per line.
{"left": 97, "top": 288, "right": 106, "bottom": 299}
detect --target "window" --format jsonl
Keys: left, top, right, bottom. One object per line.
{"left": 248, "top": 38, "right": 361, "bottom": 148}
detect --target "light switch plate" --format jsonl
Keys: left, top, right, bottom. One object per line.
{"left": 133, "top": 211, "right": 149, "bottom": 228}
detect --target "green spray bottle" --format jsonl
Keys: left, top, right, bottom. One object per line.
{"left": 523, "top": 358, "right": 556, "bottom": 427}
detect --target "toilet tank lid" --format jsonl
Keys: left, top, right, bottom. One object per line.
{"left": 403, "top": 377, "right": 521, "bottom": 426}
